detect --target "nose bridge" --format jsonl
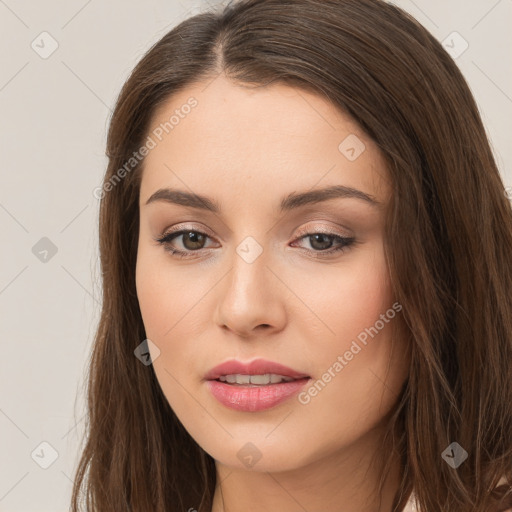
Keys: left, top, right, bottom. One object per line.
{"left": 214, "top": 234, "right": 285, "bottom": 336}
{"left": 225, "top": 236, "right": 271, "bottom": 309}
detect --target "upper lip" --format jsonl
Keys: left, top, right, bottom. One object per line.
{"left": 204, "top": 358, "right": 310, "bottom": 381}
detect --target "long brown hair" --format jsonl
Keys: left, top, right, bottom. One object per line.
{"left": 71, "top": 0, "right": 512, "bottom": 510}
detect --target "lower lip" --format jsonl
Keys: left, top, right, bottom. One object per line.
{"left": 206, "top": 378, "right": 310, "bottom": 412}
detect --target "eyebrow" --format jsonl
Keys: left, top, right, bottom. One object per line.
{"left": 144, "top": 185, "right": 381, "bottom": 212}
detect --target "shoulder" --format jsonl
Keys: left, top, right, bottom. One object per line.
{"left": 404, "top": 477, "right": 512, "bottom": 512}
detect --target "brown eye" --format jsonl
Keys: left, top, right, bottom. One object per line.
{"left": 290, "top": 230, "right": 356, "bottom": 258}
{"left": 179, "top": 231, "right": 207, "bottom": 251}
{"left": 155, "top": 229, "right": 215, "bottom": 259}
{"left": 155, "top": 227, "right": 355, "bottom": 260}
{"left": 307, "top": 233, "right": 336, "bottom": 251}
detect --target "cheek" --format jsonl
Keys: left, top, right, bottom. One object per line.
{"left": 135, "top": 245, "right": 198, "bottom": 339}
{"left": 135, "top": 246, "right": 212, "bottom": 378}
{"left": 135, "top": 253, "right": 202, "bottom": 411}
{"left": 135, "top": 257, "right": 168, "bottom": 338}
{"left": 292, "top": 245, "right": 405, "bottom": 407}
{"left": 291, "top": 243, "right": 393, "bottom": 350}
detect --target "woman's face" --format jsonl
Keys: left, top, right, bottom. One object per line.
{"left": 135, "top": 75, "right": 410, "bottom": 472}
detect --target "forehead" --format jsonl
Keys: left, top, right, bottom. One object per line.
{"left": 139, "top": 75, "right": 390, "bottom": 209}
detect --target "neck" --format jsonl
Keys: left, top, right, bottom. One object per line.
{"left": 210, "top": 425, "right": 403, "bottom": 512}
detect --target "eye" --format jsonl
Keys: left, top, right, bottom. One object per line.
{"left": 155, "top": 229, "right": 215, "bottom": 258}
{"left": 291, "top": 230, "right": 356, "bottom": 258}
{"left": 154, "top": 226, "right": 356, "bottom": 259}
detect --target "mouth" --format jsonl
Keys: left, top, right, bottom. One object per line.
{"left": 204, "top": 358, "right": 310, "bottom": 381}
{"left": 215, "top": 373, "right": 301, "bottom": 385}
{"left": 204, "top": 359, "right": 311, "bottom": 412}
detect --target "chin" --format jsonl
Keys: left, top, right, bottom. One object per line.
{"left": 202, "top": 435, "right": 316, "bottom": 473}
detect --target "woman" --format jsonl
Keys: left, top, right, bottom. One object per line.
{"left": 72, "top": 0, "right": 512, "bottom": 510}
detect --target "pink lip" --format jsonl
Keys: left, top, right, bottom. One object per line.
{"left": 204, "top": 358, "right": 310, "bottom": 412}
{"left": 204, "top": 358, "right": 309, "bottom": 381}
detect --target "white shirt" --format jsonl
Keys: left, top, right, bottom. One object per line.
{"left": 402, "top": 490, "right": 418, "bottom": 512}
{"left": 402, "top": 478, "right": 511, "bottom": 512}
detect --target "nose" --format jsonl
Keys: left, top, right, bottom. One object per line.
{"left": 213, "top": 248, "right": 287, "bottom": 338}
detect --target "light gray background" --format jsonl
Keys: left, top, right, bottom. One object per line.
{"left": 0, "top": 0, "right": 510, "bottom": 510}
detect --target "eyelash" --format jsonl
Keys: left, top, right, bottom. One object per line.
{"left": 154, "top": 227, "right": 356, "bottom": 260}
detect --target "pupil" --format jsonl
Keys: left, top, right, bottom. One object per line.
{"left": 185, "top": 232, "right": 204, "bottom": 249}
{"left": 311, "top": 234, "right": 332, "bottom": 250}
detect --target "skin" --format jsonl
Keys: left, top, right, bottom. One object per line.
{"left": 135, "top": 74, "right": 411, "bottom": 511}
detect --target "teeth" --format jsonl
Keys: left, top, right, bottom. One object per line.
{"left": 218, "top": 373, "right": 296, "bottom": 385}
